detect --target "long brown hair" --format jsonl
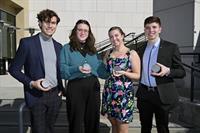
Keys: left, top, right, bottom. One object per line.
{"left": 69, "top": 19, "right": 96, "bottom": 55}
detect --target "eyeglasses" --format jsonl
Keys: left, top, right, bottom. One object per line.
{"left": 77, "top": 28, "right": 89, "bottom": 33}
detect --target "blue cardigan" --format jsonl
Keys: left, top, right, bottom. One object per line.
{"left": 60, "top": 43, "right": 109, "bottom": 80}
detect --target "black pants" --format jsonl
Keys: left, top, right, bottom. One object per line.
{"left": 30, "top": 88, "right": 62, "bottom": 133}
{"left": 137, "top": 85, "right": 169, "bottom": 133}
{"left": 66, "top": 76, "right": 100, "bottom": 133}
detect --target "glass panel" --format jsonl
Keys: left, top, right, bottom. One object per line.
{"left": 0, "top": 10, "right": 16, "bottom": 59}
{"left": 0, "top": 10, "right": 16, "bottom": 75}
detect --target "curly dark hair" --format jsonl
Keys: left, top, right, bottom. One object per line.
{"left": 37, "top": 9, "right": 60, "bottom": 24}
{"left": 69, "top": 19, "right": 96, "bottom": 55}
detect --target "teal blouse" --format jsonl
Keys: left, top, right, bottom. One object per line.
{"left": 60, "top": 43, "right": 109, "bottom": 80}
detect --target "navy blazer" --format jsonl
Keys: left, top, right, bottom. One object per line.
{"left": 9, "top": 33, "right": 63, "bottom": 107}
{"left": 136, "top": 39, "right": 186, "bottom": 106}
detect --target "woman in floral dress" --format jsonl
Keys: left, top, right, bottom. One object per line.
{"left": 101, "top": 26, "right": 141, "bottom": 133}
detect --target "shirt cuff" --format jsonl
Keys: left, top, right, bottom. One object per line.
{"left": 29, "top": 81, "right": 33, "bottom": 89}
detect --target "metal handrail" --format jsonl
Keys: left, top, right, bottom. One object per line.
{"left": 125, "top": 32, "right": 145, "bottom": 46}
{"left": 96, "top": 32, "right": 136, "bottom": 53}
{"left": 18, "top": 102, "right": 26, "bottom": 133}
{"left": 125, "top": 32, "right": 146, "bottom": 51}
{"left": 181, "top": 52, "right": 200, "bottom": 102}
{"left": 181, "top": 52, "right": 200, "bottom": 55}
{"left": 183, "top": 62, "right": 200, "bottom": 102}
{"left": 182, "top": 62, "right": 200, "bottom": 72}
{"left": 17, "top": 100, "right": 67, "bottom": 133}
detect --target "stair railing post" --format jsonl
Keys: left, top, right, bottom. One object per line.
{"left": 190, "top": 62, "right": 194, "bottom": 102}
{"left": 18, "top": 102, "right": 26, "bottom": 133}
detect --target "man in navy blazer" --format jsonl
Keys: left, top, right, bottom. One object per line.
{"left": 136, "top": 16, "right": 186, "bottom": 133}
{"left": 9, "top": 9, "right": 63, "bottom": 133}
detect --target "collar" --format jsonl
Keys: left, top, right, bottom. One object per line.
{"left": 39, "top": 32, "right": 52, "bottom": 42}
{"left": 147, "top": 37, "right": 160, "bottom": 48}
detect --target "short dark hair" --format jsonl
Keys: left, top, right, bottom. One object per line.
{"left": 108, "top": 26, "right": 125, "bottom": 37}
{"left": 37, "top": 9, "right": 60, "bottom": 24}
{"left": 144, "top": 16, "right": 161, "bottom": 27}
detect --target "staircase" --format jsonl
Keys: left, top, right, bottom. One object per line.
{"left": 0, "top": 99, "right": 111, "bottom": 133}
{"left": 1, "top": 98, "right": 200, "bottom": 133}
{"left": 1, "top": 76, "right": 200, "bottom": 133}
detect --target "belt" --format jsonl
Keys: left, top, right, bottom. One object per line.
{"left": 71, "top": 75, "right": 95, "bottom": 81}
{"left": 82, "top": 74, "right": 93, "bottom": 79}
{"left": 47, "top": 86, "right": 59, "bottom": 93}
{"left": 140, "top": 84, "right": 157, "bottom": 92}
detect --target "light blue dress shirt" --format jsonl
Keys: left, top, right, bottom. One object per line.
{"left": 141, "top": 38, "right": 160, "bottom": 87}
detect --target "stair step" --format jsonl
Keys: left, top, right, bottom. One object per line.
{"left": 1, "top": 99, "right": 200, "bottom": 133}
{"left": 0, "top": 125, "right": 200, "bottom": 133}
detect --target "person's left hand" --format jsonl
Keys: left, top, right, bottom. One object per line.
{"left": 151, "top": 63, "right": 170, "bottom": 77}
{"left": 112, "top": 70, "right": 125, "bottom": 77}
{"left": 79, "top": 66, "right": 91, "bottom": 74}
{"left": 58, "top": 91, "right": 62, "bottom": 96}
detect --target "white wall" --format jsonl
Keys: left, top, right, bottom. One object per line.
{"left": 0, "top": 0, "right": 153, "bottom": 98}
{"left": 28, "top": 0, "right": 153, "bottom": 44}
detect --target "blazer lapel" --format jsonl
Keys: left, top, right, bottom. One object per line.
{"left": 157, "top": 39, "right": 165, "bottom": 62}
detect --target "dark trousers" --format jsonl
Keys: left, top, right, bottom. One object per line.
{"left": 30, "top": 88, "right": 62, "bottom": 133}
{"left": 66, "top": 76, "right": 100, "bottom": 133}
{"left": 137, "top": 85, "right": 169, "bottom": 133}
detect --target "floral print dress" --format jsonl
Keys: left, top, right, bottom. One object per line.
{"left": 101, "top": 51, "right": 134, "bottom": 123}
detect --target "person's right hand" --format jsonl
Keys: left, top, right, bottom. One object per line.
{"left": 79, "top": 66, "right": 91, "bottom": 74}
{"left": 30, "top": 79, "right": 51, "bottom": 91}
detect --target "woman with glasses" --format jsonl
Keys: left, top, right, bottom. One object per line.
{"left": 60, "top": 19, "right": 108, "bottom": 133}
